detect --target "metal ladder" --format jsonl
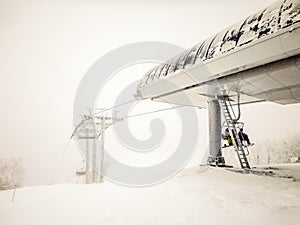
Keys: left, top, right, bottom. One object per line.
{"left": 219, "top": 96, "right": 251, "bottom": 169}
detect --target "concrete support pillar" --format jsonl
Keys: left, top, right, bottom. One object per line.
{"left": 208, "top": 99, "right": 222, "bottom": 162}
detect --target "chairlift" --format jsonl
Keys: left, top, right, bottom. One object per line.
{"left": 76, "top": 160, "right": 86, "bottom": 176}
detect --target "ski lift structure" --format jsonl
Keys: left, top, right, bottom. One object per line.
{"left": 72, "top": 109, "right": 122, "bottom": 184}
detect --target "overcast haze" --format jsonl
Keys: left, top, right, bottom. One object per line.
{"left": 1, "top": 0, "right": 300, "bottom": 186}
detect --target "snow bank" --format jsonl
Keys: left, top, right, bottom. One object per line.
{"left": 0, "top": 166, "right": 300, "bottom": 225}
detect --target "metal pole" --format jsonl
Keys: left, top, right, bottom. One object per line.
{"left": 92, "top": 137, "right": 97, "bottom": 183}
{"left": 208, "top": 99, "right": 222, "bottom": 163}
{"left": 85, "top": 138, "right": 89, "bottom": 184}
{"left": 100, "top": 118, "right": 105, "bottom": 183}
{"left": 11, "top": 185, "right": 17, "bottom": 202}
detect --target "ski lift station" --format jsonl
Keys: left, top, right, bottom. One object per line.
{"left": 73, "top": 0, "right": 300, "bottom": 182}
{"left": 136, "top": 0, "right": 300, "bottom": 168}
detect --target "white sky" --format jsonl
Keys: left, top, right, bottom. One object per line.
{"left": 1, "top": 0, "right": 300, "bottom": 186}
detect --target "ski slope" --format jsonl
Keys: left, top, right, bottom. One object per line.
{"left": 1, "top": 165, "right": 300, "bottom": 225}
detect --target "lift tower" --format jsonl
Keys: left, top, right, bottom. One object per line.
{"left": 72, "top": 110, "right": 121, "bottom": 183}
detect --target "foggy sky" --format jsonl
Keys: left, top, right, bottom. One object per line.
{"left": 1, "top": 0, "right": 300, "bottom": 186}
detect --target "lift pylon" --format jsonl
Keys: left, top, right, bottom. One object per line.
{"left": 72, "top": 110, "right": 122, "bottom": 183}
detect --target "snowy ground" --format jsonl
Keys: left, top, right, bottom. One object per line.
{"left": 1, "top": 165, "right": 300, "bottom": 225}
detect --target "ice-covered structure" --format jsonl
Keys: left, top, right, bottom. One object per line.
{"left": 137, "top": 0, "right": 300, "bottom": 168}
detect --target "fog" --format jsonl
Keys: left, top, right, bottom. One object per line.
{"left": 2, "top": 0, "right": 299, "bottom": 186}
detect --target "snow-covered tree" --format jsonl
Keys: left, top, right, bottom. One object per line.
{"left": 0, "top": 158, "right": 23, "bottom": 190}
{"left": 282, "top": 133, "right": 300, "bottom": 163}
{"left": 251, "top": 132, "right": 300, "bottom": 165}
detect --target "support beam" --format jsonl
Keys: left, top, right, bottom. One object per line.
{"left": 92, "top": 138, "right": 97, "bottom": 183}
{"left": 208, "top": 99, "right": 223, "bottom": 165}
{"left": 99, "top": 118, "right": 105, "bottom": 183}
{"left": 85, "top": 139, "right": 90, "bottom": 184}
